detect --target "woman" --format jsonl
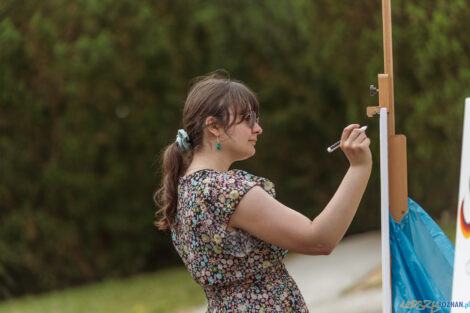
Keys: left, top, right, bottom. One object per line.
{"left": 154, "top": 71, "right": 372, "bottom": 312}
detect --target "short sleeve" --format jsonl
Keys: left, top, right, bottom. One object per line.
{"left": 205, "top": 170, "right": 276, "bottom": 228}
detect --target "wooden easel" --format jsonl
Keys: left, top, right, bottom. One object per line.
{"left": 367, "top": 0, "right": 408, "bottom": 223}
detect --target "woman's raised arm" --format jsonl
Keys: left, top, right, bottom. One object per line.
{"left": 229, "top": 124, "right": 372, "bottom": 255}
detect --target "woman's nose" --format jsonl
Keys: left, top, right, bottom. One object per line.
{"left": 253, "top": 122, "right": 262, "bottom": 134}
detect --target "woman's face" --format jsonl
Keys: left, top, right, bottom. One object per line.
{"left": 222, "top": 109, "right": 263, "bottom": 161}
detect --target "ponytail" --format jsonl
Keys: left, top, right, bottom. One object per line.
{"left": 154, "top": 142, "right": 191, "bottom": 231}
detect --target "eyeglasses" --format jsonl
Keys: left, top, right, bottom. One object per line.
{"left": 202, "top": 111, "right": 259, "bottom": 129}
{"left": 243, "top": 111, "right": 259, "bottom": 129}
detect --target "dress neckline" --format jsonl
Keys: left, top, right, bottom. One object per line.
{"left": 180, "top": 168, "right": 241, "bottom": 180}
{"left": 180, "top": 168, "right": 213, "bottom": 180}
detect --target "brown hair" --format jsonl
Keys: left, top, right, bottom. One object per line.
{"left": 154, "top": 70, "right": 260, "bottom": 231}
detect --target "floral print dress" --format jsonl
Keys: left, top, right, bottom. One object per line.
{"left": 170, "top": 168, "right": 309, "bottom": 313}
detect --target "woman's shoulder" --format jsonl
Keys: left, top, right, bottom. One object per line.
{"left": 229, "top": 169, "right": 276, "bottom": 195}
{"left": 229, "top": 168, "right": 269, "bottom": 182}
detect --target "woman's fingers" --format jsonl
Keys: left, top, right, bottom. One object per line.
{"left": 341, "top": 124, "right": 359, "bottom": 145}
{"left": 340, "top": 124, "right": 372, "bottom": 167}
{"left": 344, "top": 128, "right": 366, "bottom": 146}
{"left": 358, "top": 134, "right": 367, "bottom": 144}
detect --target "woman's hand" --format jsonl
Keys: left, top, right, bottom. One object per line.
{"left": 340, "top": 124, "right": 372, "bottom": 168}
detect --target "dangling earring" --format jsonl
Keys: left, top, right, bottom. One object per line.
{"left": 216, "top": 136, "right": 221, "bottom": 150}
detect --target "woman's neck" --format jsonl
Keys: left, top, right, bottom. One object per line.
{"left": 188, "top": 151, "right": 232, "bottom": 173}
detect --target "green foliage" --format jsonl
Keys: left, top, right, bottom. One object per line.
{"left": 1, "top": 0, "right": 468, "bottom": 299}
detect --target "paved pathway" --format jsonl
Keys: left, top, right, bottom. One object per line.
{"left": 189, "top": 231, "right": 383, "bottom": 313}
{"left": 285, "top": 231, "right": 382, "bottom": 312}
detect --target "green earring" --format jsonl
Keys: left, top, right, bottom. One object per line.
{"left": 216, "top": 136, "right": 221, "bottom": 150}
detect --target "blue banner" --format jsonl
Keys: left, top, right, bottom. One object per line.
{"left": 390, "top": 198, "right": 455, "bottom": 313}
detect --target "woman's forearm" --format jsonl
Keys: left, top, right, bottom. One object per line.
{"left": 312, "top": 164, "right": 372, "bottom": 252}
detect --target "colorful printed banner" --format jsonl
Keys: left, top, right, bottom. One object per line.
{"left": 451, "top": 98, "right": 470, "bottom": 312}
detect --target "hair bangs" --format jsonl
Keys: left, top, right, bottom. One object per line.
{"left": 227, "top": 82, "right": 259, "bottom": 128}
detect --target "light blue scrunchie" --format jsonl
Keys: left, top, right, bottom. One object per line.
{"left": 175, "top": 129, "right": 192, "bottom": 151}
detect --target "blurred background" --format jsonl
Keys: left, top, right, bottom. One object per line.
{"left": 0, "top": 0, "right": 468, "bottom": 312}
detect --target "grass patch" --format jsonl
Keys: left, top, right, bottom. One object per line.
{"left": 0, "top": 267, "right": 206, "bottom": 313}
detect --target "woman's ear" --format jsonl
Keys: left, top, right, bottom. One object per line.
{"left": 204, "top": 116, "right": 220, "bottom": 137}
